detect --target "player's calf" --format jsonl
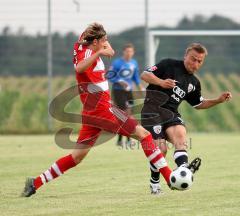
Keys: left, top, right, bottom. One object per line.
{"left": 21, "top": 154, "right": 77, "bottom": 197}
{"left": 138, "top": 133, "right": 172, "bottom": 184}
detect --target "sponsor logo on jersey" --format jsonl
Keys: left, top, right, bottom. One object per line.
{"left": 187, "top": 83, "right": 195, "bottom": 93}
{"left": 153, "top": 125, "right": 162, "bottom": 134}
{"left": 173, "top": 86, "right": 186, "bottom": 98}
{"left": 147, "top": 65, "right": 158, "bottom": 72}
{"left": 119, "top": 68, "right": 132, "bottom": 77}
{"left": 129, "top": 64, "right": 135, "bottom": 72}
{"left": 171, "top": 94, "right": 180, "bottom": 102}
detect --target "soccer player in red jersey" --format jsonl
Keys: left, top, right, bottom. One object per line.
{"left": 21, "top": 23, "right": 172, "bottom": 197}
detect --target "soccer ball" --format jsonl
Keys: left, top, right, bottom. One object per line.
{"left": 170, "top": 166, "right": 193, "bottom": 190}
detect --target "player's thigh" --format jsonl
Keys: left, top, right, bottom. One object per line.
{"left": 73, "top": 125, "right": 102, "bottom": 164}
{"left": 77, "top": 124, "right": 102, "bottom": 146}
{"left": 101, "top": 106, "right": 138, "bottom": 137}
{"left": 165, "top": 125, "right": 187, "bottom": 149}
{"left": 83, "top": 104, "right": 143, "bottom": 140}
{"left": 83, "top": 106, "right": 138, "bottom": 138}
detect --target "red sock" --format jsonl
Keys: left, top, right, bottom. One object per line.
{"left": 34, "top": 154, "right": 76, "bottom": 190}
{"left": 141, "top": 134, "right": 172, "bottom": 183}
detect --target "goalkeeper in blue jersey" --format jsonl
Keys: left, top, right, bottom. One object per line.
{"left": 107, "top": 43, "right": 145, "bottom": 146}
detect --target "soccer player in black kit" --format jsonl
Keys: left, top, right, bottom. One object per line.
{"left": 141, "top": 43, "right": 232, "bottom": 194}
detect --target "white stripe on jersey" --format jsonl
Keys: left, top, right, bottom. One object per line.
{"left": 84, "top": 50, "right": 88, "bottom": 59}
{"left": 93, "top": 57, "right": 105, "bottom": 71}
{"left": 87, "top": 80, "right": 109, "bottom": 93}
{"left": 88, "top": 50, "right": 92, "bottom": 57}
{"left": 84, "top": 49, "right": 92, "bottom": 59}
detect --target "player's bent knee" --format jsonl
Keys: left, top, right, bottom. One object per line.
{"left": 131, "top": 125, "right": 150, "bottom": 140}
{"left": 171, "top": 133, "right": 187, "bottom": 150}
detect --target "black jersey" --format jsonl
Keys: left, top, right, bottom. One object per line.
{"left": 144, "top": 58, "right": 203, "bottom": 114}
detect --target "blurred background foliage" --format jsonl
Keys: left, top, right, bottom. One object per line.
{"left": 0, "top": 15, "right": 239, "bottom": 133}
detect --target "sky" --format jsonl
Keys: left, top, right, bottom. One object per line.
{"left": 0, "top": 0, "right": 239, "bottom": 35}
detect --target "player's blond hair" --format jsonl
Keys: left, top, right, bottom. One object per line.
{"left": 79, "top": 23, "right": 106, "bottom": 45}
{"left": 185, "top": 43, "right": 208, "bottom": 55}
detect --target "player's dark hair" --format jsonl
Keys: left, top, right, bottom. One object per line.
{"left": 186, "top": 43, "right": 208, "bottom": 55}
{"left": 79, "top": 23, "right": 106, "bottom": 45}
{"left": 123, "top": 43, "right": 135, "bottom": 50}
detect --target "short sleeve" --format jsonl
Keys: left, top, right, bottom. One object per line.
{"left": 185, "top": 81, "right": 204, "bottom": 107}
{"left": 73, "top": 43, "right": 93, "bottom": 67}
{"left": 144, "top": 59, "right": 170, "bottom": 77}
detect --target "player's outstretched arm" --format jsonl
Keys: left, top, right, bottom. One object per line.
{"left": 195, "top": 91, "right": 232, "bottom": 109}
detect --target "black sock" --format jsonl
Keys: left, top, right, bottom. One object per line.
{"left": 118, "top": 135, "right": 122, "bottom": 142}
{"left": 150, "top": 162, "right": 160, "bottom": 184}
{"left": 174, "top": 150, "right": 188, "bottom": 167}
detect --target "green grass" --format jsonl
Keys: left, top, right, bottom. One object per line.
{"left": 0, "top": 134, "right": 240, "bottom": 216}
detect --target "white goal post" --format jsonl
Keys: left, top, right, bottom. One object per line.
{"left": 148, "top": 30, "right": 240, "bottom": 66}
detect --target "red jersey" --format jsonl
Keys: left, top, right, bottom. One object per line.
{"left": 72, "top": 41, "right": 137, "bottom": 145}
{"left": 73, "top": 42, "right": 111, "bottom": 111}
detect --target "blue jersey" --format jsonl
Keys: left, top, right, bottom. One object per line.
{"left": 107, "top": 58, "right": 140, "bottom": 90}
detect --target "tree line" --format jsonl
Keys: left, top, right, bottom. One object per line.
{"left": 0, "top": 14, "right": 240, "bottom": 76}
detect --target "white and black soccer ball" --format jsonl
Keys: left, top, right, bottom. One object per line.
{"left": 170, "top": 166, "right": 193, "bottom": 190}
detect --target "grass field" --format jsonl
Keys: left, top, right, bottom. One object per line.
{"left": 0, "top": 133, "right": 240, "bottom": 216}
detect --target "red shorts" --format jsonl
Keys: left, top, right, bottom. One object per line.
{"left": 77, "top": 105, "right": 138, "bottom": 146}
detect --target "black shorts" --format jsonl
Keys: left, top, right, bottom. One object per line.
{"left": 112, "top": 89, "right": 134, "bottom": 110}
{"left": 141, "top": 97, "right": 185, "bottom": 140}
{"left": 142, "top": 112, "right": 185, "bottom": 140}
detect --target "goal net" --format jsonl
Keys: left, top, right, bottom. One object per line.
{"left": 148, "top": 30, "right": 240, "bottom": 74}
